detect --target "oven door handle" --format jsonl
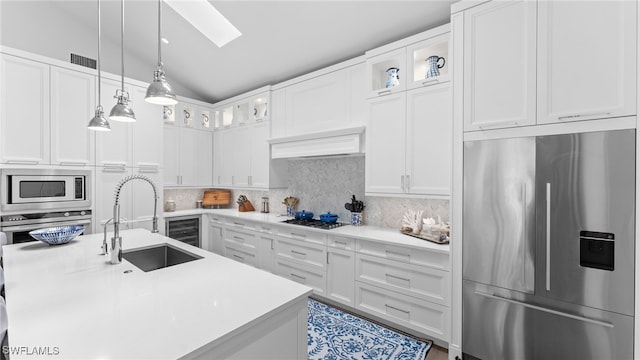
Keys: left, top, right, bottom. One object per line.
{"left": 1, "top": 219, "right": 91, "bottom": 232}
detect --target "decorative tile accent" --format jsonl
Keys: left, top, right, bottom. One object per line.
{"left": 163, "top": 156, "right": 450, "bottom": 229}
{"left": 308, "top": 298, "right": 431, "bottom": 360}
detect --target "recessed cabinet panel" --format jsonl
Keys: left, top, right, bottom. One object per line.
{"left": 131, "top": 85, "right": 163, "bottom": 168}
{"left": 0, "top": 54, "right": 50, "bottom": 165}
{"left": 131, "top": 169, "right": 163, "bottom": 232}
{"left": 285, "top": 70, "right": 347, "bottom": 136}
{"left": 463, "top": 0, "right": 536, "bottom": 131}
{"left": 95, "top": 167, "right": 133, "bottom": 227}
{"left": 406, "top": 85, "right": 451, "bottom": 195}
{"left": 50, "top": 66, "right": 95, "bottom": 166}
{"left": 197, "top": 131, "right": 213, "bottom": 186}
{"left": 163, "top": 125, "right": 180, "bottom": 186}
{"left": 537, "top": 1, "right": 636, "bottom": 123}
{"left": 365, "top": 93, "right": 406, "bottom": 194}
{"left": 178, "top": 127, "right": 199, "bottom": 185}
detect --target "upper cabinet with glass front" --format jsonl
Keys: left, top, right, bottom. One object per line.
{"left": 212, "top": 86, "right": 271, "bottom": 129}
{"left": 366, "top": 24, "right": 450, "bottom": 99}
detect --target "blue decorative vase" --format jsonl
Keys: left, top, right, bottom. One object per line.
{"left": 425, "top": 56, "right": 445, "bottom": 78}
{"left": 385, "top": 67, "right": 400, "bottom": 88}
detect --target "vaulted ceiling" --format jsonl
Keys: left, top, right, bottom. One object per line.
{"left": 0, "top": 1, "right": 456, "bottom": 103}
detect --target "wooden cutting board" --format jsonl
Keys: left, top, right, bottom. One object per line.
{"left": 202, "top": 189, "right": 231, "bottom": 207}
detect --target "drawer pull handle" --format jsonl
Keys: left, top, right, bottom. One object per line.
{"left": 334, "top": 241, "right": 347, "bottom": 246}
{"left": 557, "top": 112, "right": 611, "bottom": 121}
{"left": 291, "top": 232, "right": 307, "bottom": 238}
{"left": 385, "top": 304, "right": 410, "bottom": 314}
{"left": 233, "top": 254, "right": 244, "bottom": 261}
{"left": 422, "top": 78, "right": 440, "bottom": 86}
{"left": 385, "top": 250, "right": 410, "bottom": 260}
{"left": 290, "top": 273, "right": 306, "bottom": 281}
{"left": 233, "top": 222, "right": 245, "bottom": 227}
{"left": 385, "top": 273, "right": 411, "bottom": 283}
{"left": 291, "top": 250, "right": 306, "bottom": 256}
{"left": 377, "top": 89, "right": 392, "bottom": 96}
{"left": 233, "top": 236, "right": 244, "bottom": 241}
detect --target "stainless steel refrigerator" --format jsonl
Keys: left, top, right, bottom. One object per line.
{"left": 462, "top": 129, "right": 635, "bottom": 360}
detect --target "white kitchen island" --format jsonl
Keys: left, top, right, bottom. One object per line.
{"left": 3, "top": 229, "right": 312, "bottom": 360}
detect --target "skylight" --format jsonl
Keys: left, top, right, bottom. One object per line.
{"left": 164, "top": 0, "right": 241, "bottom": 47}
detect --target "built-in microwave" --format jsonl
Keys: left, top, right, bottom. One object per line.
{"left": 0, "top": 169, "right": 91, "bottom": 213}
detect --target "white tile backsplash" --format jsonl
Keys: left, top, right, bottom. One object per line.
{"left": 164, "top": 156, "right": 449, "bottom": 229}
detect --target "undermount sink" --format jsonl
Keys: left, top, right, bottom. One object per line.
{"left": 123, "top": 243, "right": 202, "bottom": 272}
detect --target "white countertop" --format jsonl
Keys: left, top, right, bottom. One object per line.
{"left": 3, "top": 229, "right": 312, "bottom": 360}
{"left": 165, "top": 208, "right": 450, "bottom": 254}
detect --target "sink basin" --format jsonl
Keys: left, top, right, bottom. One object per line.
{"left": 123, "top": 243, "right": 202, "bottom": 272}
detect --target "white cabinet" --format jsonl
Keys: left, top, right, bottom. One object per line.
{"left": 537, "top": 1, "right": 636, "bottom": 124}
{"left": 354, "top": 240, "right": 451, "bottom": 342}
{"left": 405, "top": 84, "right": 451, "bottom": 195}
{"left": 463, "top": 0, "right": 536, "bottom": 131}
{"left": 197, "top": 130, "right": 213, "bottom": 186}
{"left": 230, "top": 126, "right": 252, "bottom": 187}
{"left": 274, "top": 231, "right": 327, "bottom": 296}
{"left": 271, "top": 61, "right": 364, "bottom": 138}
{"left": 460, "top": 0, "right": 636, "bottom": 131}
{"left": 257, "top": 231, "right": 276, "bottom": 273}
{"left": 250, "top": 121, "right": 271, "bottom": 189}
{"left": 50, "top": 66, "right": 95, "bottom": 166}
{"left": 0, "top": 54, "right": 50, "bottom": 165}
{"left": 365, "top": 27, "right": 452, "bottom": 197}
{"left": 163, "top": 124, "right": 211, "bottom": 187}
{"left": 205, "top": 215, "right": 225, "bottom": 255}
{"left": 95, "top": 167, "right": 133, "bottom": 227}
{"left": 365, "top": 93, "right": 406, "bottom": 195}
{"left": 131, "top": 85, "right": 163, "bottom": 169}
{"left": 327, "top": 235, "right": 355, "bottom": 307}
{"left": 366, "top": 85, "right": 452, "bottom": 196}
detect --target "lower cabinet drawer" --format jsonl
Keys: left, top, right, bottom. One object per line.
{"left": 275, "top": 258, "right": 326, "bottom": 297}
{"left": 224, "top": 244, "right": 258, "bottom": 268}
{"left": 356, "top": 240, "right": 449, "bottom": 270}
{"left": 355, "top": 282, "right": 449, "bottom": 342}
{"left": 275, "top": 236, "right": 326, "bottom": 271}
{"left": 225, "top": 228, "right": 258, "bottom": 249}
{"left": 356, "top": 253, "right": 450, "bottom": 306}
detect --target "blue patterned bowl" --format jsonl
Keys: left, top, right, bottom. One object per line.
{"left": 29, "top": 225, "right": 86, "bottom": 245}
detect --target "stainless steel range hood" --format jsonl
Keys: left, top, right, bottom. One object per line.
{"left": 268, "top": 126, "right": 365, "bottom": 159}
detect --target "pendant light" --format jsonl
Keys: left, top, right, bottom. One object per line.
{"left": 145, "top": 0, "right": 177, "bottom": 105}
{"left": 88, "top": 0, "right": 111, "bottom": 131}
{"left": 109, "top": 0, "right": 136, "bottom": 122}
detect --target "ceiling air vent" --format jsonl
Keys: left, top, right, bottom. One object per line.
{"left": 70, "top": 53, "right": 96, "bottom": 69}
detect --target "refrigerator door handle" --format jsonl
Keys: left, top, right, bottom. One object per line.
{"left": 474, "top": 291, "right": 614, "bottom": 329}
{"left": 546, "top": 182, "right": 551, "bottom": 291}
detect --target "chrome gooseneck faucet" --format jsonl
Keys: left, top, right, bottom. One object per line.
{"left": 110, "top": 174, "right": 159, "bottom": 264}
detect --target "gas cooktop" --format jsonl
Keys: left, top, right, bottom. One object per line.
{"left": 281, "top": 219, "right": 346, "bottom": 230}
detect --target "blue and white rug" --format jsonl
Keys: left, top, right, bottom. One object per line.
{"left": 307, "top": 298, "right": 431, "bottom": 360}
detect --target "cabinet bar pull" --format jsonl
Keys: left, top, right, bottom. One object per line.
{"left": 291, "top": 232, "right": 307, "bottom": 238}
{"left": 335, "top": 241, "right": 347, "bottom": 246}
{"left": 385, "top": 304, "right": 410, "bottom": 314}
{"left": 545, "top": 182, "right": 551, "bottom": 292}
{"left": 60, "top": 161, "right": 88, "bottom": 166}
{"left": 377, "top": 89, "right": 392, "bottom": 96}
{"left": 233, "top": 222, "right": 245, "bottom": 227}
{"left": 474, "top": 291, "right": 613, "bottom": 328}
{"left": 233, "top": 236, "right": 244, "bottom": 242}
{"left": 248, "top": 175, "right": 252, "bottom": 185}
{"left": 233, "top": 254, "right": 244, "bottom": 261}
{"left": 385, "top": 273, "right": 411, "bottom": 282}
{"left": 6, "top": 160, "right": 39, "bottom": 165}
{"left": 401, "top": 175, "right": 405, "bottom": 192}
{"left": 557, "top": 112, "right": 611, "bottom": 121}
{"left": 385, "top": 250, "right": 410, "bottom": 260}
{"left": 477, "top": 120, "right": 518, "bottom": 129}
{"left": 291, "top": 250, "right": 306, "bottom": 256}
{"left": 405, "top": 174, "right": 410, "bottom": 192}
{"left": 231, "top": 175, "right": 234, "bottom": 185}
{"left": 422, "top": 78, "right": 440, "bottom": 85}
{"left": 327, "top": 252, "right": 329, "bottom": 264}
{"left": 271, "top": 239, "right": 274, "bottom": 250}
{"left": 290, "top": 273, "right": 306, "bottom": 280}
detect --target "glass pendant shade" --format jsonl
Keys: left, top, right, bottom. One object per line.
{"left": 88, "top": 106, "right": 111, "bottom": 131}
{"left": 145, "top": 66, "right": 177, "bottom": 105}
{"left": 109, "top": 90, "right": 136, "bottom": 122}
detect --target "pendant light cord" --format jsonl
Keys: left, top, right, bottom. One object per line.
{"left": 157, "top": 0, "right": 162, "bottom": 67}
{"left": 120, "top": 0, "right": 125, "bottom": 92}
{"left": 97, "top": 0, "right": 102, "bottom": 109}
